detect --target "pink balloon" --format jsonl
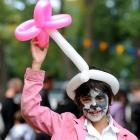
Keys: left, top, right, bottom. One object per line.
{"left": 36, "top": 30, "right": 49, "bottom": 47}
{"left": 15, "top": 0, "right": 72, "bottom": 48}
{"left": 34, "top": 0, "right": 52, "bottom": 28}
{"left": 45, "top": 14, "right": 72, "bottom": 29}
{"left": 15, "top": 20, "right": 41, "bottom": 41}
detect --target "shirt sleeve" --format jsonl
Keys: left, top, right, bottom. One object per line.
{"left": 21, "top": 68, "right": 72, "bottom": 136}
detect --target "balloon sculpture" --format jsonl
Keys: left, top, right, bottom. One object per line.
{"left": 15, "top": 0, "right": 89, "bottom": 72}
{"left": 15, "top": 0, "right": 119, "bottom": 100}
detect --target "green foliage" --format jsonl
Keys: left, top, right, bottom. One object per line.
{"left": 119, "top": 11, "right": 140, "bottom": 37}
{"left": 1, "top": 0, "right": 140, "bottom": 81}
{"left": 74, "top": 0, "right": 139, "bottom": 80}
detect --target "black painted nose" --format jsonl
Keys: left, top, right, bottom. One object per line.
{"left": 90, "top": 104, "right": 98, "bottom": 110}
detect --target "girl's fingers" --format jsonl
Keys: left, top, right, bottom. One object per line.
{"left": 44, "top": 48, "right": 48, "bottom": 53}
{"left": 31, "top": 38, "right": 48, "bottom": 49}
{"left": 31, "top": 41, "right": 39, "bottom": 48}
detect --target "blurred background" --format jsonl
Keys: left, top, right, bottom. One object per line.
{"left": 0, "top": 0, "right": 140, "bottom": 93}
{"left": 0, "top": 0, "right": 140, "bottom": 139}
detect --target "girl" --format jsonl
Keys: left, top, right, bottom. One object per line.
{"left": 21, "top": 39, "right": 137, "bottom": 140}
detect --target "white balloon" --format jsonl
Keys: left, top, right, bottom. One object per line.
{"left": 48, "top": 30, "right": 89, "bottom": 72}
{"left": 66, "top": 70, "right": 120, "bottom": 100}
{"left": 47, "top": 30, "right": 119, "bottom": 101}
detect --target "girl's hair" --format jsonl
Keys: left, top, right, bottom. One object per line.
{"left": 74, "top": 79, "right": 113, "bottom": 116}
{"left": 14, "top": 111, "right": 25, "bottom": 123}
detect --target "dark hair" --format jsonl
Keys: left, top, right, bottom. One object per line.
{"left": 44, "top": 73, "right": 53, "bottom": 83}
{"left": 14, "top": 111, "right": 25, "bottom": 123}
{"left": 74, "top": 79, "right": 113, "bottom": 115}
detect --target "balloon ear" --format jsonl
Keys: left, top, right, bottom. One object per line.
{"left": 34, "top": 0, "right": 52, "bottom": 27}
{"left": 15, "top": 20, "right": 41, "bottom": 41}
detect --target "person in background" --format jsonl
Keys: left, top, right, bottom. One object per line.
{"left": 110, "top": 89, "right": 128, "bottom": 128}
{"left": 35, "top": 74, "right": 53, "bottom": 140}
{"left": 21, "top": 38, "right": 137, "bottom": 140}
{"left": 56, "top": 90, "right": 80, "bottom": 118}
{"left": 5, "top": 111, "right": 36, "bottom": 140}
{"left": 0, "top": 102, "right": 4, "bottom": 140}
{"left": 126, "top": 84, "right": 140, "bottom": 139}
{"left": 1, "top": 78, "right": 23, "bottom": 139}
{"left": 40, "top": 74, "right": 53, "bottom": 107}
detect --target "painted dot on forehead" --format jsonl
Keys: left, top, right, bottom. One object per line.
{"left": 89, "top": 90, "right": 100, "bottom": 97}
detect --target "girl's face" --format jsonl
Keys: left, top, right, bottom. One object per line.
{"left": 80, "top": 89, "right": 109, "bottom": 122}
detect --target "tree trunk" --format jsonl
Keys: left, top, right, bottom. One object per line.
{"left": 136, "top": 57, "right": 140, "bottom": 79}
{"left": 59, "top": 0, "right": 73, "bottom": 79}
{"left": 83, "top": 0, "right": 96, "bottom": 65}
{"left": 0, "top": 40, "right": 7, "bottom": 99}
{"left": 133, "top": 39, "right": 140, "bottom": 80}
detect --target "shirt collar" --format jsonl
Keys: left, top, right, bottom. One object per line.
{"left": 106, "top": 115, "right": 120, "bottom": 133}
{"left": 84, "top": 119, "right": 101, "bottom": 138}
{"left": 84, "top": 115, "right": 120, "bottom": 134}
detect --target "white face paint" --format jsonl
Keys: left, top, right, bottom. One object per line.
{"left": 80, "top": 89, "right": 109, "bottom": 122}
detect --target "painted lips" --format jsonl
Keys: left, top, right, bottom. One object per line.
{"left": 88, "top": 110, "right": 103, "bottom": 115}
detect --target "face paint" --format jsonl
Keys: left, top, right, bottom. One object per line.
{"left": 80, "top": 89, "right": 109, "bottom": 122}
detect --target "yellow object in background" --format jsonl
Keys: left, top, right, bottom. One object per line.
{"left": 116, "top": 44, "right": 125, "bottom": 54}
{"left": 99, "top": 41, "right": 108, "bottom": 51}
{"left": 83, "top": 38, "right": 92, "bottom": 48}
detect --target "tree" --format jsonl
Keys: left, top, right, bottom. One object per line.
{"left": 1, "top": 0, "right": 140, "bottom": 91}
{"left": 118, "top": 0, "right": 140, "bottom": 79}
{"left": 0, "top": 1, "right": 14, "bottom": 98}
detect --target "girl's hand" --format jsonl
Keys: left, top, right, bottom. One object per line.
{"left": 31, "top": 38, "right": 48, "bottom": 70}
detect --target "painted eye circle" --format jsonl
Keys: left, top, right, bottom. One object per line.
{"left": 96, "top": 95, "right": 105, "bottom": 102}
{"left": 81, "top": 96, "right": 91, "bottom": 103}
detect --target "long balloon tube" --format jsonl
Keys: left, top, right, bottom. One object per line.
{"left": 48, "top": 30, "right": 89, "bottom": 72}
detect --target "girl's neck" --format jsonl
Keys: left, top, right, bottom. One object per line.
{"left": 91, "top": 115, "right": 109, "bottom": 134}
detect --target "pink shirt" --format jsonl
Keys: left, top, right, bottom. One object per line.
{"left": 21, "top": 68, "right": 138, "bottom": 140}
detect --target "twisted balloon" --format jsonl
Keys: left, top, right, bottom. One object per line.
{"left": 15, "top": 0, "right": 89, "bottom": 72}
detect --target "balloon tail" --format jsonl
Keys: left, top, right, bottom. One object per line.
{"left": 48, "top": 30, "right": 89, "bottom": 72}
